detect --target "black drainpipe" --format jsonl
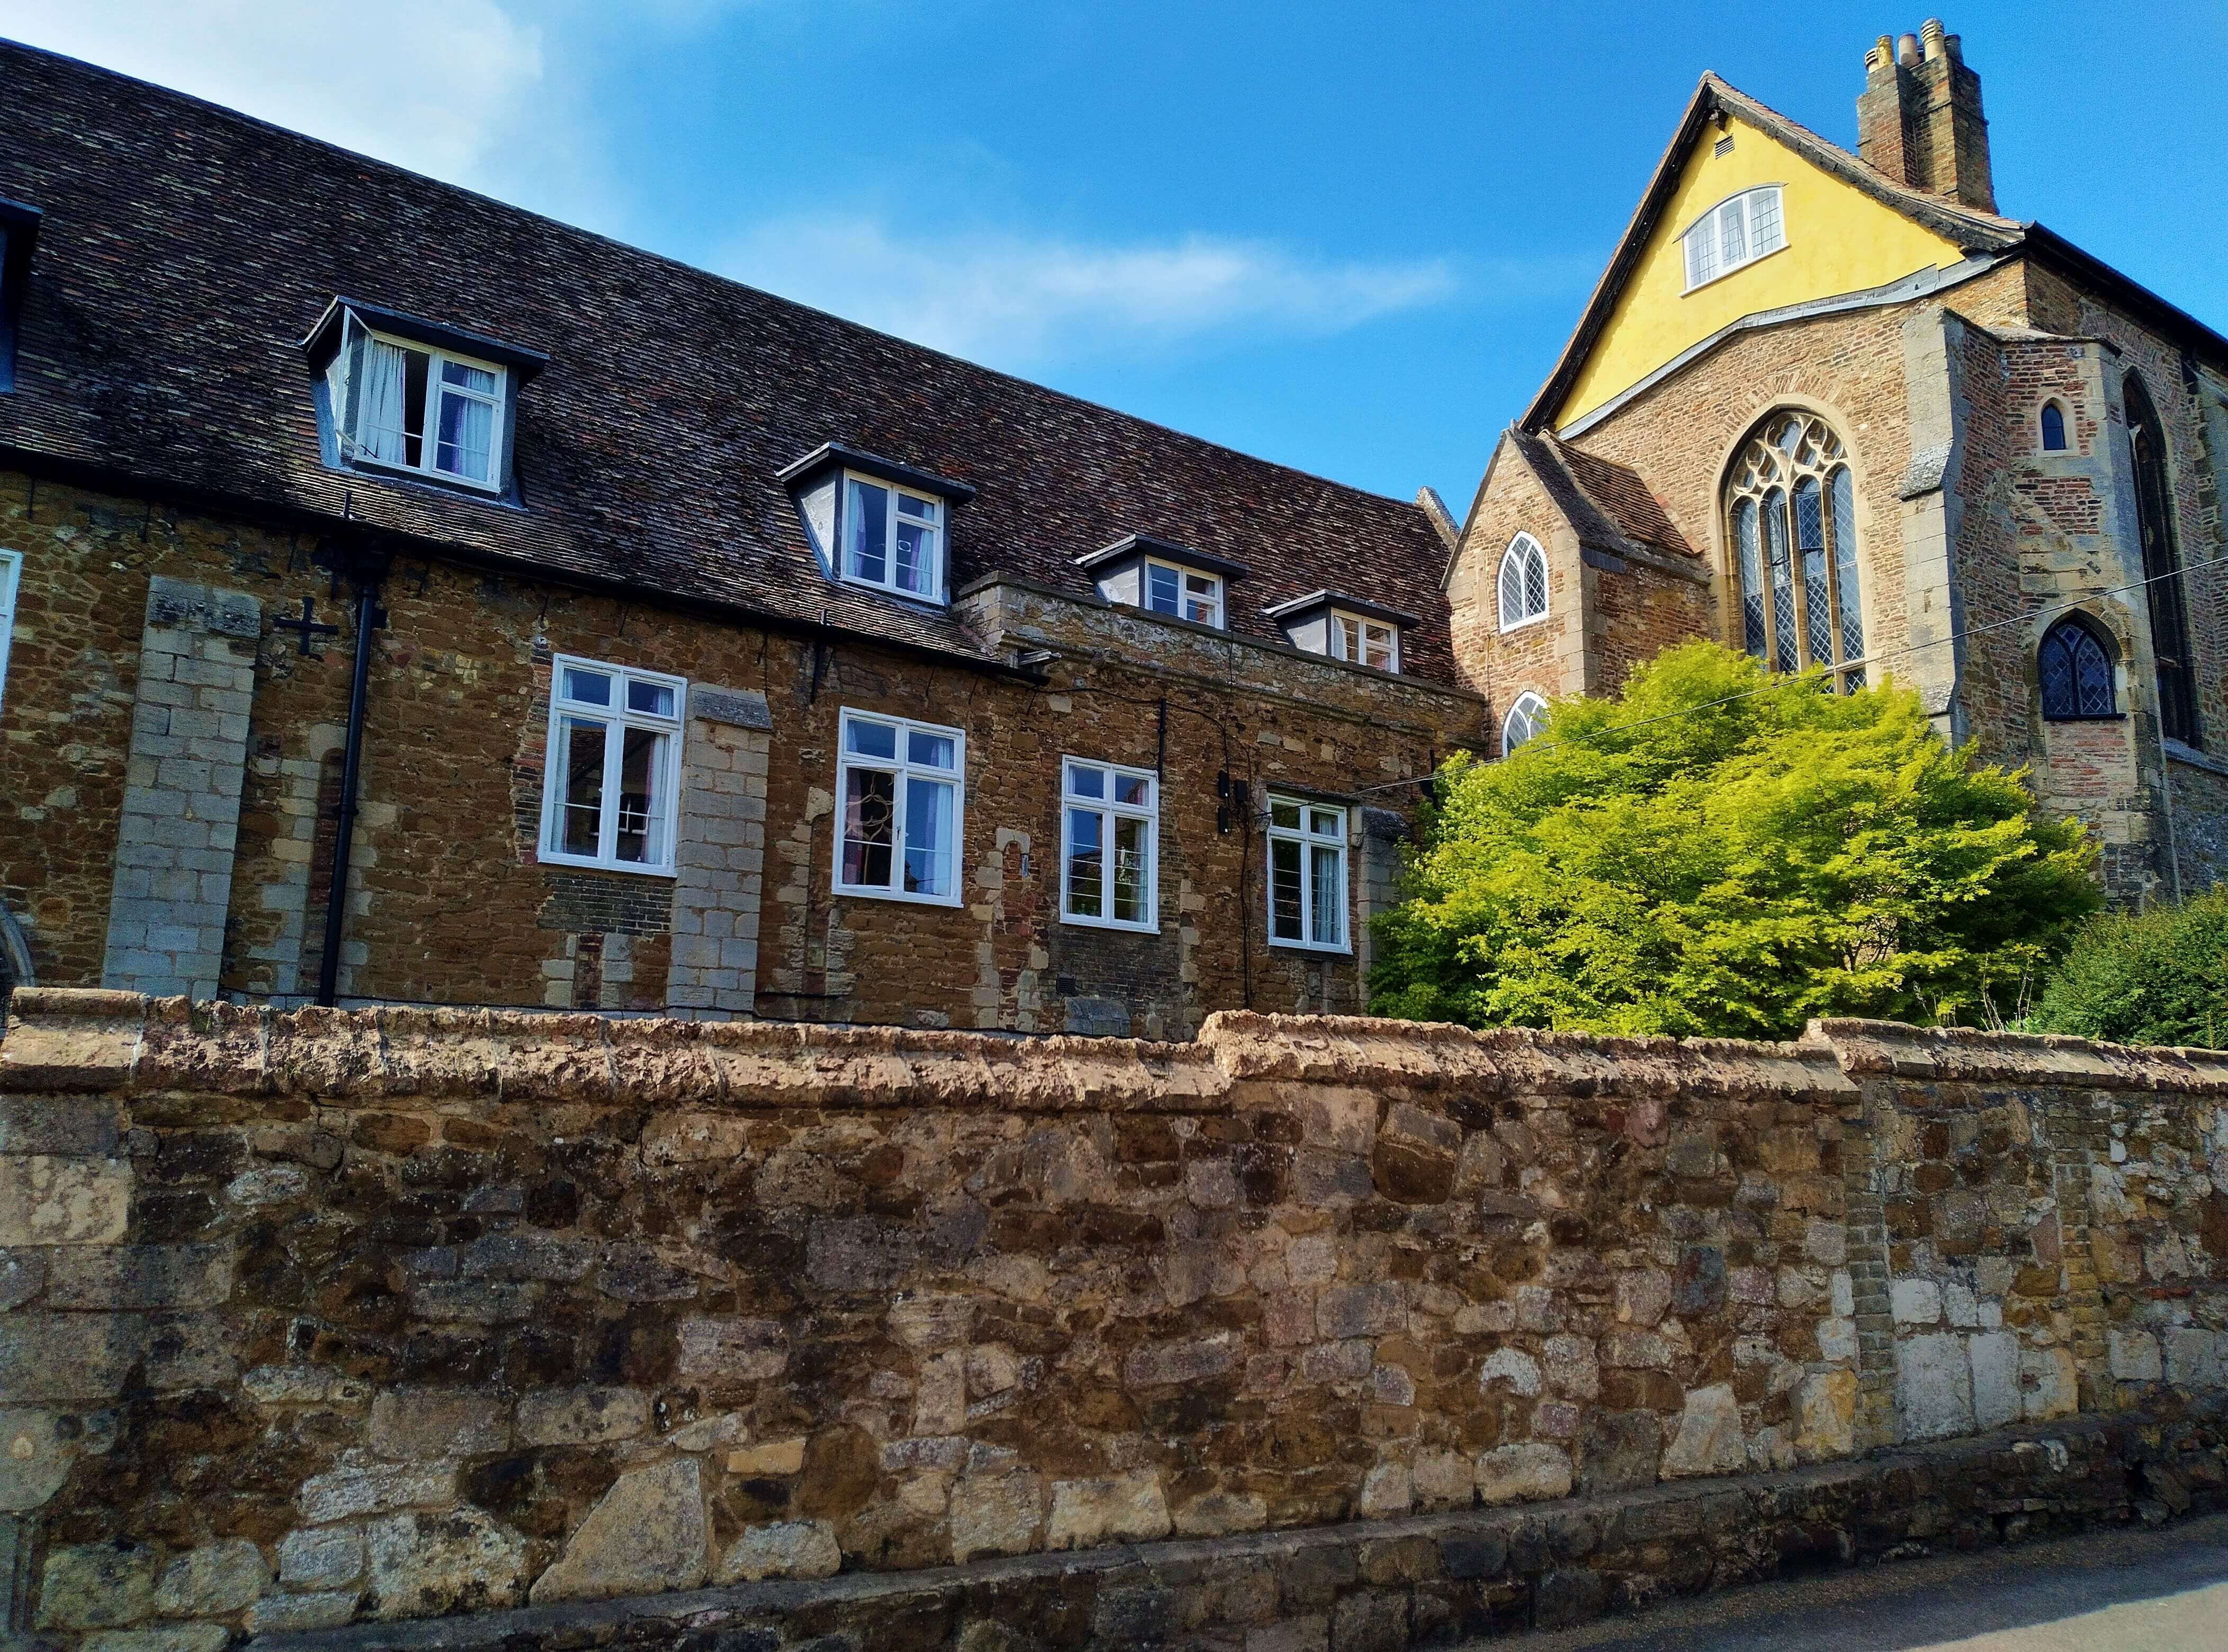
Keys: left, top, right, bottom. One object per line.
{"left": 316, "top": 561, "right": 388, "bottom": 1008}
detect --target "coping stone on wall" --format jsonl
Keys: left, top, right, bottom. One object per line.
{"left": 687, "top": 684, "right": 773, "bottom": 731}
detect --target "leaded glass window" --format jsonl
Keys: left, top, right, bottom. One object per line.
{"left": 2038, "top": 618, "right": 2116, "bottom": 720}
{"left": 1723, "top": 412, "right": 1865, "bottom": 689}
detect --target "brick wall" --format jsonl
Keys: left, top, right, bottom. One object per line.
{"left": 3, "top": 991, "right": 2222, "bottom": 1645}
{"left": 1446, "top": 450, "right": 1585, "bottom": 748}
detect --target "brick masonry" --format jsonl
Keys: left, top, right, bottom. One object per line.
{"left": 1, "top": 991, "right": 2222, "bottom": 1646}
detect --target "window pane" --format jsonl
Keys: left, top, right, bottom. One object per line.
{"left": 1270, "top": 837, "right": 1304, "bottom": 940}
{"left": 2076, "top": 631, "right": 2114, "bottom": 715}
{"left": 1067, "top": 762, "right": 1104, "bottom": 799}
{"left": 1719, "top": 199, "right": 1747, "bottom": 268}
{"left": 846, "top": 479, "right": 888, "bottom": 585}
{"left": 1183, "top": 573, "right": 1218, "bottom": 624}
{"left": 1765, "top": 490, "right": 1799, "bottom": 670}
{"left": 1686, "top": 222, "right": 1716, "bottom": 286}
{"left": 441, "top": 359, "right": 498, "bottom": 394}
{"left": 903, "top": 775, "right": 954, "bottom": 896}
{"left": 1113, "top": 772, "right": 1149, "bottom": 806}
{"left": 1112, "top": 814, "right": 1149, "bottom": 924}
{"left": 558, "top": 716, "right": 606, "bottom": 856}
{"left": 1066, "top": 807, "right": 1103, "bottom": 917}
{"left": 894, "top": 515, "right": 934, "bottom": 596}
{"left": 1271, "top": 799, "right": 1301, "bottom": 830}
{"left": 615, "top": 726, "right": 666, "bottom": 864}
{"left": 352, "top": 336, "right": 416, "bottom": 465}
{"left": 1334, "top": 615, "right": 1359, "bottom": 659}
{"left": 1146, "top": 564, "right": 1180, "bottom": 615}
{"left": 897, "top": 492, "right": 937, "bottom": 522}
{"left": 845, "top": 717, "right": 897, "bottom": 759}
{"left": 1749, "top": 188, "right": 1783, "bottom": 254}
{"left": 2040, "top": 631, "right": 2075, "bottom": 717}
{"left": 2040, "top": 403, "right": 2067, "bottom": 451}
{"left": 1523, "top": 547, "right": 1547, "bottom": 617}
{"left": 908, "top": 729, "right": 955, "bottom": 769}
{"left": 1831, "top": 466, "right": 1864, "bottom": 667}
{"left": 1309, "top": 807, "right": 1341, "bottom": 838}
{"left": 400, "top": 346, "right": 429, "bottom": 468}
{"left": 1732, "top": 498, "right": 1767, "bottom": 660}
{"left": 626, "top": 678, "right": 675, "bottom": 717}
{"left": 842, "top": 766, "right": 895, "bottom": 888}
{"left": 1310, "top": 842, "right": 1344, "bottom": 946}
{"left": 1364, "top": 624, "right": 1394, "bottom": 670}
{"left": 562, "top": 667, "right": 612, "bottom": 705}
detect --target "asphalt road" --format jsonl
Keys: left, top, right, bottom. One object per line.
{"left": 1492, "top": 1512, "right": 2228, "bottom": 1650}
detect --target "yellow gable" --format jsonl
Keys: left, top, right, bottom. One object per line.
{"left": 1553, "top": 113, "right": 1966, "bottom": 429}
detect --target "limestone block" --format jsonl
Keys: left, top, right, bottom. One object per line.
{"left": 1123, "top": 1332, "right": 1237, "bottom": 1388}
{"left": 1317, "top": 1283, "right": 1404, "bottom": 1340}
{"left": 152, "top": 1538, "right": 267, "bottom": 1615}
{"left": 1478, "top": 1347, "right": 1541, "bottom": 1396}
{"left": 0, "top": 1407, "right": 76, "bottom": 1510}
{"left": 1173, "top": 1490, "right": 1268, "bottom": 1537}
{"left": 81, "top": 1629, "right": 229, "bottom": 1652}
{"left": 366, "top": 1506, "right": 529, "bottom": 1619}
{"left": 514, "top": 1387, "right": 647, "bottom": 1447}
{"left": 1412, "top": 1447, "right": 1471, "bottom": 1509}
{"left": 675, "top": 1317, "right": 787, "bottom": 1381}
{"left": 2022, "top": 1346, "right": 2079, "bottom": 1421}
{"left": 243, "top": 1591, "right": 356, "bottom": 1633}
{"left": 1577, "top": 1409, "right": 1661, "bottom": 1493}
{"left": 890, "top": 1295, "right": 974, "bottom": 1349}
{"left": 1816, "top": 1317, "right": 1858, "bottom": 1364}
{"left": 950, "top": 1472, "right": 1046, "bottom": 1562}
{"left": 1046, "top": 1471, "right": 1173, "bottom": 1548}
{"left": 1354, "top": 1461, "right": 1411, "bottom": 1519}
{"left": 1970, "top": 1331, "right": 2023, "bottom": 1431}
{"left": 296, "top": 1461, "right": 455, "bottom": 1524}
{"left": 0, "top": 1156, "right": 132, "bottom": 1244}
{"left": 530, "top": 1457, "right": 707, "bottom": 1603}
{"left": 716, "top": 1519, "right": 841, "bottom": 1582}
{"left": 0, "top": 1248, "right": 45, "bottom": 1309}
{"left": 1796, "top": 1371, "right": 1856, "bottom": 1461}
{"left": 914, "top": 1349, "right": 966, "bottom": 1434}
{"left": 2109, "top": 1329, "right": 2163, "bottom": 1382}
{"left": 0, "top": 1097, "right": 121, "bottom": 1155}
{"left": 369, "top": 1388, "right": 511, "bottom": 1460}
{"left": 1895, "top": 1333, "right": 1974, "bottom": 1441}
{"left": 1542, "top": 1334, "right": 1599, "bottom": 1399}
{"left": 37, "top": 1542, "right": 157, "bottom": 1629}
{"left": 0, "top": 1313, "right": 145, "bottom": 1402}
{"left": 143, "top": 1315, "right": 238, "bottom": 1391}
{"left": 1890, "top": 1278, "right": 1942, "bottom": 1326}
{"left": 2164, "top": 1327, "right": 2228, "bottom": 1390}
{"left": 727, "top": 1436, "right": 806, "bottom": 1477}
{"left": 1660, "top": 1384, "right": 1746, "bottom": 1478}
{"left": 1472, "top": 1442, "right": 1572, "bottom": 1504}
{"left": 278, "top": 1523, "right": 364, "bottom": 1589}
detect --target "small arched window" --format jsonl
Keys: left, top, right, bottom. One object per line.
{"left": 1724, "top": 411, "right": 1864, "bottom": 690}
{"left": 2039, "top": 401, "right": 2068, "bottom": 452}
{"left": 1502, "top": 691, "right": 1548, "bottom": 755}
{"left": 2038, "top": 616, "right": 2116, "bottom": 720}
{"left": 1498, "top": 534, "right": 1548, "bottom": 632}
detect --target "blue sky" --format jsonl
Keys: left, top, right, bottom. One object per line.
{"left": 4, "top": 1, "right": 2225, "bottom": 513}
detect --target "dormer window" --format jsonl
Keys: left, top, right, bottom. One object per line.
{"left": 1332, "top": 612, "right": 1398, "bottom": 671}
{"left": 1147, "top": 560, "right": 1222, "bottom": 626}
{"left": 779, "top": 442, "right": 975, "bottom": 608}
{"left": 1264, "top": 589, "right": 1414, "bottom": 674}
{"left": 1076, "top": 534, "right": 1248, "bottom": 631}
{"left": 303, "top": 298, "right": 546, "bottom": 497}
{"left": 1682, "top": 186, "right": 1785, "bottom": 291}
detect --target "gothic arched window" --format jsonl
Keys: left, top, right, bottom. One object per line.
{"left": 2125, "top": 373, "right": 2199, "bottom": 747}
{"left": 2040, "top": 401, "right": 2068, "bottom": 452}
{"left": 1498, "top": 534, "right": 1548, "bottom": 632}
{"left": 1724, "top": 411, "right": 1864, "bottom": 689}
{"left": 2038, "top": 616, "right": 2116, "bottom": 720}
{"left": 1502, "top": 691, "right": 1548, "bottom": 755}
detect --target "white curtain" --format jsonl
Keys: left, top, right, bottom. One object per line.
{"left": 354, "top": 334, "right": 411, "bottom": 463}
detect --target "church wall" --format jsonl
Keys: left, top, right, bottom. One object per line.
{"left": 1446, "top": 448, "right": 1585, "bottom": 750}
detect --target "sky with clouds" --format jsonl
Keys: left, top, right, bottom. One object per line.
{"left": 2, "top": 1, "right": 2224, "bottom": 510}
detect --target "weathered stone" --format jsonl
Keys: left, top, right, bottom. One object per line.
{"left": 1412, "top": 1447, "right": 1472, "bottom": 1507}
{"left": 371, "top": 1388, "right": 511, "bottom": 1458}
{"left": 717, "top": 1519, "right": 841, "bottom": 1582}
{"left": 0, "top": 1097, "right": 120, "bottom": 1156}
{"left": 297, "top": 1461, "right": 455, "bottom": 1524}
{"left": 2022, "top": 1346, "right": 2079, "bottom": 1421}
{"left": 0, "top": 1156, "right": 132, "bottom": 1244}
{"left": 0, "top": 1247, "right": 46, "bottom": 1310}
{"left": 243, "top": 1591, "right": 356, "bottom": 1633}
{"left": 37, "top": 1542, "right": 157, "bottom": 1629}
{"left": 0, "top": 1406, "right": 75, "bottom": 1510}
{"left": 1895, "top": 1333, "right": 1974, "bottom": 1441}
{"left": 1890, "top": 1278, "right": 1943, "bottom": 1326}
{"left": 461, "top": 1233, "right": 592, "bottom": 1281}
{"left": 278, "top": 1523, "right": 364, "bottom": 1590}
{"left": 1173, "top": 1491, "right": 1268, "bottom": 1536}
{"left": 1577, "top": 1408, "right": 1661, "bottom": 1493}
{"left": 2110, "top": 1329, "right": 2163, "bottom": 1382}
{"left": 676, "top": 1317, "right": 787, "bottom": 1381}
{"left": 1354, "top": 1461, "right": 1412, "bottom": 1519}
{"left": 366, "top": 1506, "right": 529, "bottom": 1619}
{"left": 1542, "top": 1333, "right": 1599, "bottom": 1399}
{"left": 1044, "top": 1469, "right": 1172, "bottom": 1549}
{"left": 1615, "top": 1268, "right": 1671, "bottom": 1327}
{"left": 224, "top": 1164, "right": 312, "bottom": 1206}
{"left": 530, "top": 1457, "right": 707, "bottom": 1603}
{"left": 727, "top": 1436, "right": 806, "bottom": 1476}
{"left": 1970, "top": 1330, "right": 2022, "bottom": 1431}
{"left": 152, "top": 1538, "right": 267, "bottom": 1615}
{"left": 514, "top": 1386, "right": 646, "bottom": 1447}
{"left": 1124, "top": 1332, "right": 1237, "bottom": 1388}
{"left": 1473, "top": 1442, "right": 1572, "bottom": 1504}
{"left": 81, "top": 1629, "right": 230, "bottom": 1652}
{"left": 1796, "top": 1370, "right": 1856, "bottom": 1461}
{"left": 1672, "top": 1246, "right": 1726, "bottom": 1316}
{"left": 950, "top": 1473, "right": 1045, "bottom": 1562}
{"left": 1660, "top": 1384, "right": 1746, "bottom": 1478}
{"left": 596, "top": 1243, "right": 700, "bottom": 1302}
{"left": 1478, "top": 1346, "right": 1541, "bottom": 1396}
{"left": 1816, "top": 1316, "right": 1858, "bottom": 1363}
{"left": 2164, "top": 1327, "right": 2228, "bottom": 1389}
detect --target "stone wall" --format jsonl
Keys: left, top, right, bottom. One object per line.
{"left": 2, "top": 992, "right": 2224, "bottom": 1648}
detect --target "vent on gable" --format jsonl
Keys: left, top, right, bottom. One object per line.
{"left": 1713, "top": 134, "right": 1735, "bottom": 157}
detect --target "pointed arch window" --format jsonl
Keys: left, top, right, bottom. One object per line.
{"left": 1724, "top": 412, "right": 1865, "bottom": 689}
{"left": 1498, "top": 534, "right": 1548, "bottom": 632}
{"left": 1502, "top": 690, "right": 1548, "bottom": 755}
{"left": 2038, "top": 616, "right": 2117, "bottom": 721}
{"left": 2039, "top": 401, "right": 2068, "bottom": 452}
{"left": 2125, "top": 373, "right": 2199, "bottom": 747}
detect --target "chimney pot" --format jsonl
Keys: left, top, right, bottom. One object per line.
{"left": 1921, "top": 17, "right": 1947, "bottom": 58}
{"left": 1897, "top": 32, "right": 1921, "bottom": 66}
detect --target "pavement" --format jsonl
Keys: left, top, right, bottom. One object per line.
{"left": 1492, "top": 1511, "right": 2228, "bottom": 1650}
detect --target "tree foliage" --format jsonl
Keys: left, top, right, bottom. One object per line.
{"left": 2028, "top": 886, "right": 2228, "bottom": 1048}
{"left": 1370, "top": 643, "right": 2099, "bottom": 1039}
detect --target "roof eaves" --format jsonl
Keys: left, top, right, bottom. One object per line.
{"left": 2022, "top": 222, "right": 2228, "bottom": 370}
{"left": 1259, "top": 589, "right": 1424, "bottom": 630}
{"left": 1074, "top": 533, "right": 1252, "bottom": 582}
{"left": 774, "top": 441, "right": 978, "bottom": 504}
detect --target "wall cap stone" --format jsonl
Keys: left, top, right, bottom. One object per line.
{"left": 146, "top": 574, "right": 262, "bottom": 640}
{"left": 686, "top": 684, "right": 772, "bottom": 731}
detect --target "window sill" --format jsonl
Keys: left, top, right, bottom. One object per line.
{"left": 1497, "top": 612, "right": 1549, "bottom": 636}
{"left": 537, "top": 852, "right": 676, "bottom": 879}
{"left": 1681, "top": 240, "right": 1790, "bottom": 297}
{"left": 833, "top": 883, "right": 964, "bottom": 909}
{"left": 2164, "top": 739, "right": 2224, "bottom": 776}
{"left": 2042, "top": 712, "right": 2126, "bottom": 724}
{"left": 343, "top": 453, "right": 504, "bottom": 496}
{"left": 1061, "top": 912, "right": 1160, "bottom": 935}
{"left": 1268, "top": 937, "right": 1352, "bottom": 956}
{"left": 837, "top": 572, "right": 947, "bottom": 610}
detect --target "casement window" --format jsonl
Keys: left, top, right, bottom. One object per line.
{"left": 836, "top": 708, "right": 964, "bottom": 904}
{"left": 1724, "top": 411, "right": 1865, "bottom": 690}
{"left": 841, "top": 473, "right": 945, "bottom": 601}
{"left": 1266, "top": 796, "right": 1347, "bottom": 952}
{"left": 1062, "top": 758, "right": 1157, "bottom": 930}
{"left": 1682, "top": 186, "right": 1785, "bottom": 291}
{"left": 2038, "top": 616, "right": 2117, "bottom": 721}
{"left": 325, "top": 308, "right": 507, "bottom": 489}
{"left": 1497, "top": 534, "right": 1548, "bottom": 631}
{"left": 1329, "top": 610, "right": 1399, "bottom": 671}
{"left": 1145, "top": 558, "right": 1223, "bottom": 627}
{"left": 1502, "top": 690, "right": 1548, "bottom": 755}
{"left": 540, "top": 656, "right": 687, "bottom": 874}
{"left": 0, "top": 550, "right": 19, "bottom": 719}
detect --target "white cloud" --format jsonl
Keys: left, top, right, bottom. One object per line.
{"left": 0, "top": 0, "right": 547, "bottom": 185}
{"left": 721, "top": 216, "right": 1461, "bottom": 369}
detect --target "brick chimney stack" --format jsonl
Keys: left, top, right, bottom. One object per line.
{"left": 1855, "top": 19, "right": 1996, "bottom": 213}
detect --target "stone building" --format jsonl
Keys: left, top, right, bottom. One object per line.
{"left": 0, "top": 42, "right": 1486, "bottom": 1031}
{"left": 1455, "top": 20, "right": 2228, "bottom": 901}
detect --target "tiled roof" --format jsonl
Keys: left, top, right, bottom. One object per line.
{"left": 0, "top": 42, "right": 1457, "bottom": 681}
{"left": 1507, "top": 430, "right": 1693, "bottom": 562}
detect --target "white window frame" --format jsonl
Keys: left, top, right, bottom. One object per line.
{"left": 838, "top": 470, "right": 947, "bottom": 604}
{"left": 1059, "top": 757, "right": 1159, "bottom": 931}
{"left": 1497, "top": 534, "right": 1549, "bottom": 632}
{"left": 1503, "top": 690, "right": 1549, "bottom": 755}
{"left": 1143, "top": 558, "right": 1224, "bottom": 628}
{"left": 0, "top": 549, "right": 20, "bottom": 722}
{"left": 537, "top": 654, "right": 688, "bottom": 876}
{"left": 1327, "top": 609, "right": 1400, "bottom": 672}
{"left": 1265, "top": 795, "right": 1350, "bottom": 954}
{"left": 325, "top": 309, "right": 509, "bottom": 492}
{"left": 833, "top": 707, "right": 966, "bottom": 907}
{"left": 1681, "top": 185, "right": 1786, "bottom": 293}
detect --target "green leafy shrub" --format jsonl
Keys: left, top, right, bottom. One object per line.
{"left": 2029, "top": 886, "right": 2228, "bottom": 1048}
{"left": 1370, "top": 642, "right": 2100, "bottom": 1039}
